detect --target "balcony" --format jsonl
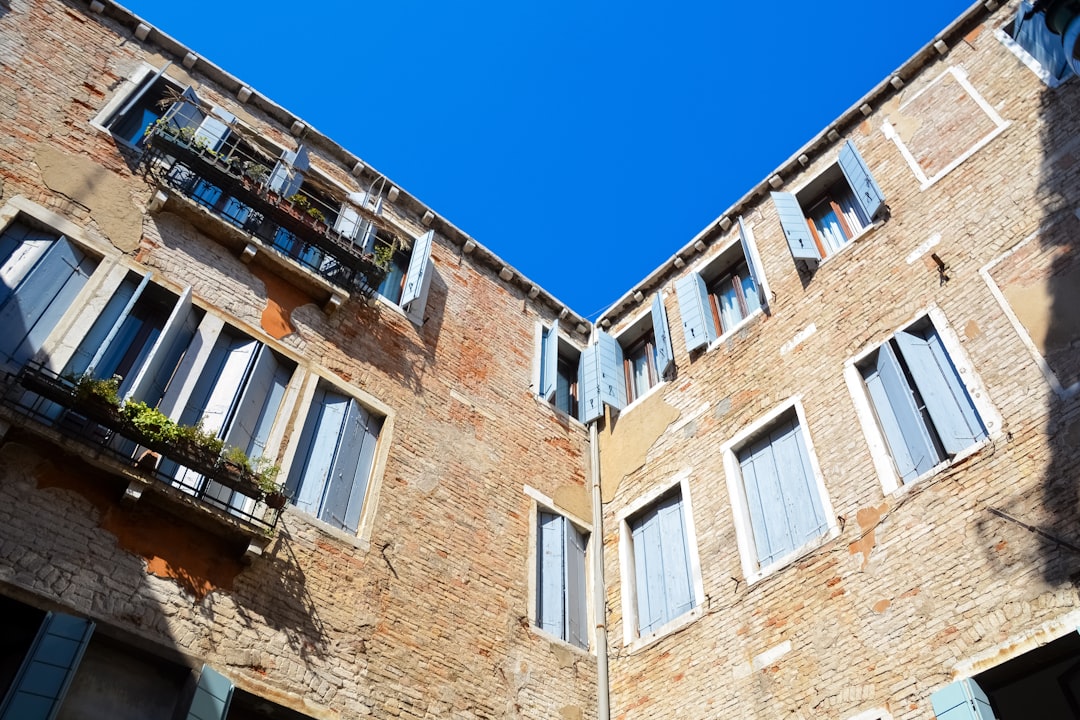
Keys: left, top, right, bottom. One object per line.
{"left": 140, "top": 121, "right": 401, "bottom": 304}
{"left": 0, "top": 364, "right": 282, "bottom": 558}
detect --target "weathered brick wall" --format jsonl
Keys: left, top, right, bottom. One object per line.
{"left": 599, "top": 3, "right": 1080, "bottom": 718}
{"left": 0, "top": 1, "right": 596, "bottom": 719}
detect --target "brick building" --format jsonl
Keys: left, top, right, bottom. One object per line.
{"left": 0, "top": 0, "right": 1078, "bottom": 719}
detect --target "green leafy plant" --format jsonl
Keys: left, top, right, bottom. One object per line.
{"left": 373, "top": 242, "right": 395, "bottom": 270}
{"left": 174, "top": 420, "right": 224, "bottom": 457}
{"left": 72, "top": 374, "right": 121, "bottom": 407}
{"left": 121, "top": 401, "right": 180, "bottom": 445}
{"left": 288, "top": 193, "right": 311, "bottom": 209}
{"left": 306, "top": 207, "right": 326, "bottom": 223}
{"left": 252, "top": 456, "right": 282, "bottom": 495}
{"left": 242, "top": 162, "right": 269, "bottom": 184}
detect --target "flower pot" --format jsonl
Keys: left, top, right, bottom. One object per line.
{"left": 264, "top": 491, "right": 288, "bottom": 510}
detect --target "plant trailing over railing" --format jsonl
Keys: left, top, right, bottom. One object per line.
{"left": 23, "top": 368, "right": 283, "bottom": 503}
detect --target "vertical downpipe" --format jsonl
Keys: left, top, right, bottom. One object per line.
{"left": 590, "top": 416, "right": 610, "bottom": 720}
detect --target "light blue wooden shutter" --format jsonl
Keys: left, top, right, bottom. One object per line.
{"left": 771, "top": 192, "right": 821, "bottom": 264}
{"left": 540, "top": 321, "right": 559, "bottom": 401}
{"left": 537, "top": 511, "right": 566, "bottom": 638}
{"left": 1015, "top": 3, "right": 1072, "bottom": 82}
{"left": 595, "top": 330, "right": 626, "bottom": 411}
{"left": 894, "top": 327, "right": 986, "bottom": 455}
{"left": 324, "top": 401, "right": 381, "bottom": 533}
{"left": 565, "top": 521, "right": 588, "bottom": 649}
{"left": 674, "top": 273, "right": 716, "bottom": 352}
{"left": 125, "top": 287, "right": 196, "bottom": 404}
{"left": 287, "top": 385, "right": 345, "bottom": 516}
{"left": 0, "top": 612, "right": 94, "bottom": 720}
{"left": 738, "top": 216, "right": 770, "bottom": 313}
{"left": 838, "top": 141, "right": 886, "bottom": 222}
{"left": 862, "top": 343, "right": 939, "bottom": 482}
{"left": 579, "top": 345, "right": 602, "bottom": 423}
{"left": 632, "top": 492, "right": 692, "bottom": 635}
{"left": 193, "top": 107, "right": 234, "bottom": 151}
{"left": 268, "top": 146, "right": 309, "bottom": 198}
{"left": 930, "top": 678, "right": 995, "bottom": 720}
{"left": 739, "top": 415, "right": 826, "bottom": 566}
{"left": 63, "top": 272, "right": 145, "bottom": 377}
{"left": 400, "top": 230, "right": 434, "bottom": 310}
{"left": 0, "top": 237, "right": 94, "bottom": 367}
{"left": 651, "top": 293, "right": 674, "bottom": 380}
{"left": 186, "top": 665, "right": 233, "bottom": 720}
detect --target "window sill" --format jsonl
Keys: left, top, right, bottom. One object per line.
{"left": 284, "top": 505, "right": 371, "bottom": 553}
{"left": 620, "top": 379, "right": 667, "bottom": 417}
{"left": 743, "top": 525, "right": 841, "bottom": 587}
{"left": 533, "top": 395, "right": 587, "bottom": 430}
{"left": 624, "top": 605, "right": 703, "bottom": 654}
{"left": 815, "top": 222, "right": 881, "bottom": 268}
{"left": 529, "top": 626, "right": 593, "bottom": 656}
{"left": 881, "top": 436, "right": 992, "bottom": 497}
{"left": 705, "top": 308, "right": 765, "bottom": 353}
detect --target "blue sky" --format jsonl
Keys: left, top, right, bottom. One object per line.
{"left": 118, "top": 0, "right": 975, "bottom": 320}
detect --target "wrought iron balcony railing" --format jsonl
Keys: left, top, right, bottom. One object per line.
{"left": 141, "top": 123, "right": 398, "bottom": 299}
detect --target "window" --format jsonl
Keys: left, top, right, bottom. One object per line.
{"left": 772, "top": 140, "right": 885, "bottom": 267}
{"left": 285, "top": 380, "right": 383, "bottom": 534}
{"left": 625, "top": 486, "right": 696, "bottom": 638}
{"left": 675, "top": 217, "right": 769, "bottom": 351}
{"left": 855, "top": 317, "right": 987, "bottom": 486}
{"left": 723, "top": 403, "right": 834, "bottom": 581}
{"left": 0, "top": 221, "right": 97, "bottom": 371}
{"left": 999, "top": 2, "right": 1074, "bottom": 87}
{"left": 579, "top": 294, "right": 674, "bottom": 422}
{"left": 536, "top": 511, "right": 588, "bottom": 649}
{"left": 537, "top": 320, "right": 581, "bottom": 418}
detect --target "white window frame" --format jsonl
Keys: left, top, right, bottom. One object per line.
{"left": 616, "top": 469, "right": 705, "bottom": 651}
{"left": 881, "top": 66, "right": 1010, "bottom": 191}
{"left": 688, "top": 227, "right": 768, "bottom": 350}
{"left": 995, "top": 4, "right": 1075, "bottom": 88}
{"left": 721, "top": 398, "right": 838, "bottom": 585}
{"left": 843, "top": 305, "right": 1002, "bottom": 496}
{"left": 613, "top": 305, "right": 667, "bottom": 413}
{"left": 789, "top": 163, "right": 874, "bottom": 265}
{"left": 532, "top": 321, "right": 585, "bottom": 423}
{"left": 523, "top": 485, "right": 592, "bottom": 652}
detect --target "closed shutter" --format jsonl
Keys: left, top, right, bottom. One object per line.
{"left": 632, "top": 492, "right": 692, "bottom": 635}
{"left": 323, "top": 401, "right": 381, "bottom": 533}
{"left": 771, "top": 192, "right": 821, "bottom": 264}
{"left": 565, "top": 521, "right": 588, "bottom": 649}
{"left": 400, "top": 229, "right": 434, "bottom": 310}
{"left": 930, "top": 678, "right": 995, "bottom": 720}
{"left": 0, "top": 236, "right": 94, "bottom": 367}
{"left": 738, "top": 216, "right": 770, "bottom": 313}
{"left": 287, "top": 385, "right": 347, "bottom": 517}
{"left": 651, "top": 293, "right": 674, "bottom": 380}
{"left": 838, "top": 141, "right": 886, "bottom": 222}
{"left": 0, "top": 612, "right": 95, "bottom": 720}
{"left": 186, "top": 665, "right": 233, "bottom": 720}
{"left": 537, "top": 511, "right": 566, "bottom": 638}
{"left": 862, "top": 343, "right": 939, "bottom": 482}
{"left": 894, "top": 327, "right": 986, "bottom": 455}
{"left": 656, "top": 493, "right": 694, "bottom": 621}
{"left": 674, "top": 273, "right": 716, "bottom": 352}
{"left": 632, "top": 504, "right": 665, "bottom": 635}
{"left": 539, "top": 321, "right": 559, "bottom": 401}
{"left": 595, "top": 330, "right": 626, "bottom": 411}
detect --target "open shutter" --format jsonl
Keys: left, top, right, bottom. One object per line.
{"left": 539, "top": 321, "right": 559, "bottom": 401}
{"left": 930, "top": 678, "right": 995, "bottom": 720}
{"left": 862, "top": 343, "right": 938, "bottom": 482}
{"left": 1015, "top": 2, "right": 1072, "bottom": 82}
{"left": 85, "top": 272, "right": 153, "bottom": 376}
{"left": 838, "top": 141, "right": 886, "bottom": 222}
{"left": 186, "top": 665, "right": 234, "bottom": 720}
{"left": 771, "top": 192, "right": 821, "bottom": 264}
{"left": 651, "top": 293, "right": 674, "bottom": 380}
{"left": 129, "top": 287, "right": 199, "bottom": 408}
{"left": 674, "top": 272, "right": 716, "bottom": 352}
{"left": 537, "top": 511, "right": 566, "bottom": 638}
{"left": 0, "top": 612, "right": 94, "bottom": 720}
{"left": 0, "top": 237, "right": 94, "bottom": 367}
{"left": 565, "top": 521, "right": 588, "bottom": 649}
{"left": 399, "top": 229, "right": 434, "bottom": 310}
{"left": 738, "top": 216, "right": 770, "bottom": 313}
{"left": 268, "top": 145, "right": 309, "bottom": 198}
{"left": 578, "top": 345, "right": 602, "bottom": 423}
{"left": 894, "top": 328, "right": 986, "bottom": 455}
{"left": 595, "top": 330, "right": 626, "bottom": 412}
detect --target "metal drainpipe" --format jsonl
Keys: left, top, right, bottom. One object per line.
{"left": 590, "top": 416, "right": 610, "bottom": 720}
